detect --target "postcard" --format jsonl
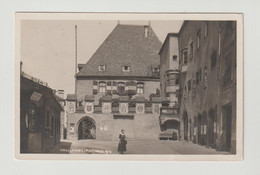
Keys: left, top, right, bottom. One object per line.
{"left": 15, "top": 13, "right": 243, "bottom": 160}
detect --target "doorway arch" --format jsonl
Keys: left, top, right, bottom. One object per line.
{"left": 77, "top": 116, "right": 96, "bottom": 140}
{"left": 183, "top": 111, "right": 188, "bottom": 140}
{"left": 208, "top": 109, "right": 215, "bottom": 147}
{"left": 201, "top": 111, "right": 207, "bottom": 145}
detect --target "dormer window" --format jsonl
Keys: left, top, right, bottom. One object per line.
{"left": 98, "top": 65, "right": 106, "bottom": 71}
{"left": 122, "top": 66, "right": 130, "bottom": 72}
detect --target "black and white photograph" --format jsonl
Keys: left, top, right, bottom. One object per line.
{"left": 15, "top": 13, "right": 243, "bottom": 160}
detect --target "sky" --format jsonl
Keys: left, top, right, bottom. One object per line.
{"left": 21, "top": 20, "right": 183, "bottom": 95}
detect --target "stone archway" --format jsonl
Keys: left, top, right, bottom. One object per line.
{"left": 77, "top": 117, "right": 96, "bottom": 140}
{"left": 162, "top": 119, "right": 179, "bottom": 131}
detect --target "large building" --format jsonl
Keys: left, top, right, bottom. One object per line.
{"left": 177, "top": 21, "right": 237, "bottom": 153}
{"left": 20, "top": 68, "right": 63, "bottom": 153}
{"left": 65, "top": 24, "right": 164, "bottom": 141}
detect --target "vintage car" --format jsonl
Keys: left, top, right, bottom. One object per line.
{"left": 159, "top": 129, "right": 178, "bottom": 140}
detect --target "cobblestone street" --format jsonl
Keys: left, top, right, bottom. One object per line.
{"left": 48, "top": 140, "right": 229, "bottom": 155}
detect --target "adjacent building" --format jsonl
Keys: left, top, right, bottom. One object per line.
{"left": 159, "top": 33, "right": 180, "bottom": 106}
{"left": 20, "top": 70, "right": 63, "bottom": 153}
{"left": 158, "top": 33, "right": 180, "bottom": 134}
{"left": 177, "top": 21, "right": 236, "bottom": 153}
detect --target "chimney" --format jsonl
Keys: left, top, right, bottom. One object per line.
{"left": 144, "top": 26, "right": 148, "bottom": 37}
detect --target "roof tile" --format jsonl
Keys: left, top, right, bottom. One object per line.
{"left": 77, "top": 25, "right": 162, "bottom": 78}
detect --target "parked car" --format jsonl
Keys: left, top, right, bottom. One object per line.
{"left": 159, "top": 129, "right": 178, "bottom": 140}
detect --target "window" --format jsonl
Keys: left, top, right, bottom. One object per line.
{"left": 218, "top": 27, "right": 222, "bottom": 55}
{"left": 99, "top": 82, "right": 106, "bottom": 93}
{"left": 152, "top": 67, "right": 159, "bottom": 73}
{"left": 46, "top": 110, "right": 49, "bottom": 127}
{"left": 189, "top": 42, "right": 193, "bottom": 59}
{"left": 211, "top": 50, "right": 217, "bottom": 69}
{"left": 203, "top": 66, "right": 208, "bottom": 89}
{"left": 51, "top": 116, "right": 54, "bottom": 136}
{"left": 98, "top": 65, "right": 105, "bottom": 71}
{"left": 192, "top": 80, "right": 196, "bottom": 98}
{"left": 197, "top": 29, "right": 201, "bottom": 49}
{"left": 122, "top": 66, "right": 130, "bottom": 72}
{"left": 78, "top": 100, "right": 83, "bottom": 106}
{"left": 204, "top": 22, "right": 208, "bottom": 37}
{"left": 173, "top": 55, "right": 177, "bottom": 61}
{"left": 196, "top": 71, "right": 199, "bottom": 84}
{"left": 57, "top": 119, "right": 60, "bottom": 134}
{"left": 223, "top": 54, "right": 232, "bottom": 84}
{"left": 182, "top": 49, "right": 188, "bottom": 65}
{"left": 188, "top": 80, "right": 191, "bottom": 91}
{"left": 137, "top": 83, "right": 144, "bottom": 94}
{"left": 196, "top": 68, "right": 202, "bottom": 84}
{"left": 117, "top": 82, "right": 125, "bottom": 94}
{"left": 176, "top": 78, "right": 179, "bottom": 85}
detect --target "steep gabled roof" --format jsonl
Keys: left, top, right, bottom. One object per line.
{"left": 77, "top": 24, "right": 162, "bottom": 78}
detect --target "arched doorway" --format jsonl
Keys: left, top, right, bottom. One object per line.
{"left": 208, "top": 109, "right": 215, "bottom": 147}
{"left": 189, "top": 119, "right": 192, "bottom": 141}
{"left": 77, "top": 117, "right": 96, "bottom": 140}
{"left": 197, "top": 114, "right": 202, "bottom": 144}
{"left": 183, "top": 112, "right": 188, "bottom": 140}
{"left": 162, "top": 120, "right": 179, "bottom": 131}
{"left": 193, "top": 116, "right": 197, "bottom": 143}
{"left": 201, "top": 111, "right": 207, "bottom": 145}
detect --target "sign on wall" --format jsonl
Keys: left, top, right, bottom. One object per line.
{"left": 102, "top": 102, "right": 112, "bottom": 113}
{"left": 152, "top": 103, "right": 161, "bottom": 114}
{"left": 66, "top": 101, "right": 76, "bottom": 113}
{"left": 30, "top": 91, "right": 42, "bottom": 102}
{"left": 119, "top": 102, "right": 128, "bottom": 114}
{"left": 84, "top": 102, "right": 94, "bottom": 113}
{"left": 136, "top": 103, "right": 145, "bottom": 114}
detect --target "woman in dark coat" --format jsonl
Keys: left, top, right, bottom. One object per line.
{"left": 118, "top": 129, "right": 127, "bottom": 154}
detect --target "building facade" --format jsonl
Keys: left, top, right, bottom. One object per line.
{"left": 66, "top": 24, "right": 163, "bottom": 141}
{"left": 177, "top": 21, "right": 236, "bottom": 153}
{"left": 20, "top": 71, "right": 63, "bottom": 153}
{"left": 55, "top": 90, "right": 67, "bottom": 140}
{"left": 158, "top": 33, "right": 180, "bottom": 134}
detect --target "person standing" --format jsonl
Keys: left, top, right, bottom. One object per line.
{"left": 118, "top": 129, "right": 127, "bottom": 154}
